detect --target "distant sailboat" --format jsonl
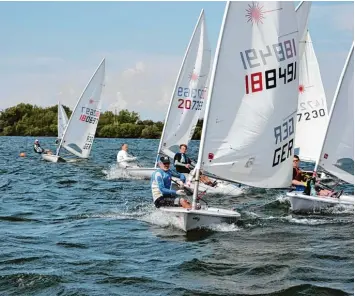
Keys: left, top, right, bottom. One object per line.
{"left": 42, "top": 59, "right": 105, "bottom": 163}
{"left": 287, "top": 44, "right": 354, "bottom": 212}
{"left": 161, "top": 1, "right": 300, "bottom": 231}
{"left": 55, "top": 102, "right": 69, "bottom": 145}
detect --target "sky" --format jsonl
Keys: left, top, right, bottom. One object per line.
{"left": 0, "top": 1, "right": 353, "bottom": 121}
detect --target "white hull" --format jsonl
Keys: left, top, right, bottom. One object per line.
{"left": 41, "top": 154, "right": 65, "bottom": 163}
{"left": 286, "top": 191, "right": 354, "bottom": 212}
{"left": 124, "top": 166, "right": 156, "bottom": 179}
{"left": 159, "top": 206, "right": 241, "bottom": 231}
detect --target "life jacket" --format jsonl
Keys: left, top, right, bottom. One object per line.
{"left": 150, "top": 169, "right": 173, "bottom": 202}
{"left": 293, "top": 167, "right": 306, "bottom": 182}
{"left": 174, "top": 153, "right": 191, "bottom": 174}
{"left": 33, "top": 144, "right": 43, "bottom": 154}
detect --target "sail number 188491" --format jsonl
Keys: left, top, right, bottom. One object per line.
{"left": 245, "top": 62, "right": 296, "bottom": 94}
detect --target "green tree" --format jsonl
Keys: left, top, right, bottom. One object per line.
{"left": 0, "top": 103, "right": 202, "bottom": 140}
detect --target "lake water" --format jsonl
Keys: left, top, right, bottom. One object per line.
{"left": 0, "top": 136, "right": 353, "bottom": 295}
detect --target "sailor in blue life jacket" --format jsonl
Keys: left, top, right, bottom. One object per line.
{"left": 33, "top": 139, "right": 51, "bottom": 155}
{"left": 151, "top": 156, "right": 192, "bottom": 208}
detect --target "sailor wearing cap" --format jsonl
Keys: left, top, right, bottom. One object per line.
{"left": 150, "top": 156, "right": 192, "bottom": 209}
{"left": 33, "top": 139, "right": 51, "bottom": 154}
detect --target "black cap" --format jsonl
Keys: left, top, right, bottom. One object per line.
{"left": 160, "top": 156, "right": 170, "bottom": 163}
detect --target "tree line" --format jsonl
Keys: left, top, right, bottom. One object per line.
{"left": 0, "top": 103, "right": 203, "bottom": 139}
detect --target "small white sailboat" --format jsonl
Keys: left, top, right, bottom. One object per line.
{"left": 287, "top": 44, "right": 354, "bottom": 212}
{"left": 294, "top": 31, "right": 329, "bottom": 163}
{"left": 122, "top": 11, "right": 211, "bottom": 174}
{"left": 56, "top": 102, "right": 69, "bottom": 145}
{"left": 42, "top": 59, "right": 105, "bottom": 163}
{"left": 160, "top": 1, "right": 300, "bottom": 231}
{"left": 125, "top": 11, "right": 242, "bottom": 196}
{"left": 293, "top": 2, "right": 331, "bottom": 180}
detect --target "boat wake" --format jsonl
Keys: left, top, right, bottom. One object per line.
{"left": 102, "top": 164, "right": 148, "bottom": 180}
{"left": 87, "top": 204, "right": 240, "bottom": 233}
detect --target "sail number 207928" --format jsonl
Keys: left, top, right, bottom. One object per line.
{"left": 176, "top": 87, "right": 206, "bottom": 111}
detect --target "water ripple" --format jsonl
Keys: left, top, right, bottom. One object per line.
{"left": 0, "top": 137, "right": 353, "bottom": 295}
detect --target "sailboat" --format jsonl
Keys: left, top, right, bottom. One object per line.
{"left": 293, "top": 2, "right": 330, "bottom": 180}
{"left": 121, "top": 10, "right": 210, "bottom": 180}
{"left": 121, "top": 10, "right": 242, "bottom": 196}
{"left": 42, "top": 59, "right": 105, "bottom": 163}
{"left": 294, "top": 31, "right": 329, "bottom": 163}
{"left": 160, "top": 1, "right": 300, "bottom": 231}
{"left": 56, "top": 102, "right": 69, "bottom": 145}
{"left": 287, "top": 44, "right": 354, "bottom": 212}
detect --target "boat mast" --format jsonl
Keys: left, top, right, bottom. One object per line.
{"left": 192, "top": 2, "right": 230, "bottom": 209}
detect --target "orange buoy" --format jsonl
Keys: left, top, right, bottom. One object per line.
{"left": 19, "top": 152, "right": 26, "bottom": 157}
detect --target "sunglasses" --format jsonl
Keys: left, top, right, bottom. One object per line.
{"left": 293, "top": 160, "right": 299, "bottom": 163}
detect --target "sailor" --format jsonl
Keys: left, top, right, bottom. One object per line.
{"left": 174, "top": 143, "right": 216, "bottom": 187}
{"left": 117, "top": 143, "right": 138, "bottom": 168}
{"left": 292, "top": 155, "right": 309, "bottom": 188}
{"left": 292, "top": 155, "right": 342, "bottom": 198}
{"left": 33, "top": 139, "right": 51, "bottom": 154}
{"left": 151, "top": 156, "right": 192, "bottom": 208}
{"left": 174, "top": 144, "right": 192, "bottom": 174}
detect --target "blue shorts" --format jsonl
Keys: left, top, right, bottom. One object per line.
{"left": 295, "top": 185, "right": 306, "bottom": 192}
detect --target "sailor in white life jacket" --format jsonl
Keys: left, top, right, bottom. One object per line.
{"left": 33, "top": 139, "right": 51, "bottom": 155}
{"left": 116, "top": 143, "right": 138, "bottom": 168}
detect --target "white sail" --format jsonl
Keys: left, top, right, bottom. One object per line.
{"left": 195, "top": 1, "right": 299, "bottom": 189}
{"left": 157, "top": 9, "right": 211, "bottom": 159}
{"left": 316, "top": 44, "right": 354, "bottom": 184}
{"left": 58, "top": 102, "right": 69, "bottom": 140}
{"left": 59, "top": 59, "right": 105, "bottom": 158}
{"left": 294, "top": 32, "right": 328, "bottom": 162}
{"left": 295, "top": 1, "right": 311, "bottom": 57}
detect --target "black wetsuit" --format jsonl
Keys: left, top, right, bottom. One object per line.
{"left": 174, "top": 153, "right": 192, "bottom": 174}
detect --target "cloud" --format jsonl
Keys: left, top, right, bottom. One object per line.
{"left": 0, "top": 51, "right": 181, "bottom": 121}
{"left": 0, "top": 2, "right": 353, "bottom": 121}
{"left": 309, "top": 3, "right": 354, "bottom": 47}
{"left": 317, "top": 50, "right": 350, "bottom": 109}
{"left": 101, "top": 54, "right": 181, "bottom": 120}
